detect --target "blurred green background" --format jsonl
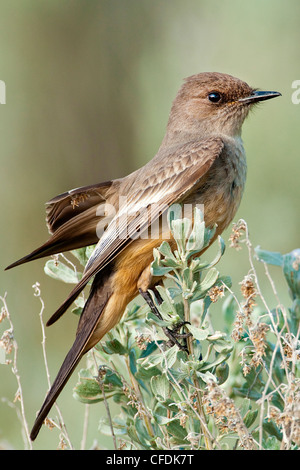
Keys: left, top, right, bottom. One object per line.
{"left": 0, "top": 0, "right": 299, "bottom": 450}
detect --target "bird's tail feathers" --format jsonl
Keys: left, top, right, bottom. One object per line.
{"left": 30, "top": 269, "right": 113, "bottom": 441}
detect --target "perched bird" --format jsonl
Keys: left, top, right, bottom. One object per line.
{"left": 6, "top": 72, "right": 281, "bottom": 440}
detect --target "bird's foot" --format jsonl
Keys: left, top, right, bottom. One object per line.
{"left": 139, "top": 288, "right": 190, "bottom": 353}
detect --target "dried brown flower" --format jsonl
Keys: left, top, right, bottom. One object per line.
{"left": 44, "top": 417, "right": 56, "bottom": 431}
{"left": 0, "top": 306, "right": 7, "bottom": 324}
{"left": 268, "top": 379, "right": 300, "bottom": 447}
{"left": 249, "top": 323, "right": 269, "bottom": 368}
{"left": 231, "top": 274, "right": 257, "bottom": 342}
{"left": 135, "top": 334, "right": 152, "bottom": 350}
{"left": 204, "top": 379, "right": 256, "bottom": 450}
{"left": 231, "top": 310, "right": 245, "bottom": 342}
{"left": 0, "top": 329, "right": 14, "bottom": 355}
{"left": 70, "top": 192, "right": 90, "bottom": 209}
{"left": 229, "top": 220, "right": 247, "bottom": 250}
{"left": 208, "top": 285, "right": 225, "bottom": 303}
{"left": 240, "top": 274, "right": 257, "bottom": 327}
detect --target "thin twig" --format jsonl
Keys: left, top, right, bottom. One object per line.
{"left": 32, "top": 283, "right": 73, "bottom": 449}
{"left": 80, "top": 404, "right": 90, "bottom": 450}
{"left": 183, "top": 297, "right": 213, "bottom": 450}
{"left": 94, "top": 363, "right": 118, "bottom": 450}
{"left": 124, "top": 355, "right": 155, "bottom": 439}
{"left": 0, "top": 294, "right": 32, "bottom": 450}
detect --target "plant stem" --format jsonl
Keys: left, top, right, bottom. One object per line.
{"left": 96, "top": 368, "right": 118, "bottom": 450}
{"left": 125, "top": 356, "right": 155, "bottom": 439}
{"left": 33, "top": 283, "right": 73, "bottom": 449}
{"left": 183, "top": 296, "right": 213, "bottom": 450}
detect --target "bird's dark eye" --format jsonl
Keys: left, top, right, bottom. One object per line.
{"left": 208, "top": 92, "right": 222, "bottom": 103}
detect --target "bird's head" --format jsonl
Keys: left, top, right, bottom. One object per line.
{"left": 164, "top": 72, "right": 281, "bottom": 143}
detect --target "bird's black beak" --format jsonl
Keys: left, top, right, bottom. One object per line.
{"left": 239, "top": 90, "right": 281, "bottom": 104}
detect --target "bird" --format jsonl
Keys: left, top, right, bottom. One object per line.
{"left": 5, "top": 72, "right": 281, "bottom": 440}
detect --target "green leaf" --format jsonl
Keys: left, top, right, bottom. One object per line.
{"left": 44, "top": 260, "right": 80, "bottom": 284}
{"left": 73, "top": 369, "right": 102, "bottom": 403}
{"left": 222, "top": 294, "right": 236, "bottom": 328}
{"left": 203, "top": 225, "right": 216, "bottom": 248}
{"left": 190, "top": 299, "right": 203, "bottom": 317}
{"left": 134, "top": 416, "right": 152, "bottom": 447}
{"left": 71, "top": 248, "right": 89, "bottom": 266}
{"left": 155, "top": 414, "right": 178, "bottom": 425}
{"left": 153, "top": 286, "right": 177, "bottom": 318}
{"left": 150, "top": 374, "right": 170, "bottom": 401}
{"left": 167, "top": 204, "right": 184, "bottom": 229}
{"left": 201, "top": 236, "right": 226, "bottom": 269}
{"left": 104, "top": 369, "right": 123, "bottom": 388}
{"left": 209, "top": 336, "right": 233, "bottom": 354}
{"left": 239, "top": 397, "right": 251, "bottom": 415}
{"left": 171, "top": 218, "right": 191, "bottom": 251}
{"left": 215, "top": 362, "right": 229, "bottom": 385}
{"left": 71, "top": 306, "right": 83, "bottom": 316}
{"left": 98, "top": 418, "right": 127, "bottom": 436}
{"left": 264, "top": 436, "right": 280, "bottom": 450}
{"left": 151, "top": 260, "right": 174, "bottom": 276}
{"left": 164, "top": 345, "right": 178, "bottom": 368}
{"left": 146, "top": 310, "right": 169, "bottom": 327}
{"left": 129, "top": 349, "right": 137, "bottom": 375}
{"left": 72, "top": 245, "right": 96, "bottom": 266}
{"left": 262, "top": 419, "right": 282, "bottom": 441}
{"left": 199, "top": 350, "right": 232, "bottom": 372}
{"left": 151, "top": 248, "right": 174, "bottom": 276}
{"left": 75, "top": 296, "right": 85, "bottom": 308}
{"left": 217, "top": 275, "right": 232, "bottom": 289}
{"left": 192, "top": 268, "right": 219, "bottom": 299}
{"left": 135, "top": 365, "right": 162, "bottom": 381}
{"left": 139, "top": 341, "right": 158, "bottom": 358}
{"left": 167, "top": 419, "right": 188, "bottom": 442}
{"left": 186, "top": 210, "right": 205, "bottom": 255}
{"left": 200, "top": 268, "right": 219, "bottom": 291}
{"left": 186, "top": 323, "right": 210, "bottom": 341}
{"left": 255, "top": 246, "right": 283, "bottom": 266}
{"left": 127, "top": 424, "right": 145, "bottom": 447}
{"left": 239, "top": 398, "right": 259, "bottom": 429}
{"left": 73, "top": 367, "right": 124, "bottom": 404}
{"left": 138, "top": 353, "right": 164, "bottom": 370}
{"left": 158, "top": 241, "right": 178, "bottom": 265}
{"left": 182, "top": 267, "right": 192, "bottom": 288}
{"left": 102, "top": 339, "right": 127, "bottom": 355}
{"left": 243, "top": 408, "right": 258, "bottom": 429}
{"left": 71, "top": 296, "right": 85, "bottom": 316}
{"left": 283, "top": 249, "right": 300, "bottom": 299}
{"left": 233, "top": 386, "right": 261, "bottom": 401}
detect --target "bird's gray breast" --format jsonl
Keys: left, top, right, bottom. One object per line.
{"left": 183, "top": 137, "right": 247, "bottom": 229}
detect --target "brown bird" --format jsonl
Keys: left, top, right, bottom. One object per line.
{"left": 6, "top": 72, "right": 281, "bottom": 440}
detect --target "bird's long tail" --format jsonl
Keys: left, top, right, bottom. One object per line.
{"left": 30, "top": 269, "right": 113, "bottom": 441}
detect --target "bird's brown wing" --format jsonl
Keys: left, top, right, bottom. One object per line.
{"left": 46, "top": 137, "right": 224, "bottom": 326}
{"left": 5, "top": 181, "right": 114, "bottom": 270}
{"left": 45, "top": 181, "right": 114, "bottom": 233}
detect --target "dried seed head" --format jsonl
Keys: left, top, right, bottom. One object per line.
{"left": 0, "top": 329, "right": 14, "bottom": 355}
{"left": 229, "top": 220, "right": 247, "bottom": 250}
{"left": 249, "top": 323, "right": 269, "bottom": 368}
{"left": 203, "top": 379, "right": 256, "bottom": 450}
{"left": 208, "top": 285, "right": 225, "bottom": 303}
{"left": 135, "top": 334, "right": 152, "bottom": 350}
